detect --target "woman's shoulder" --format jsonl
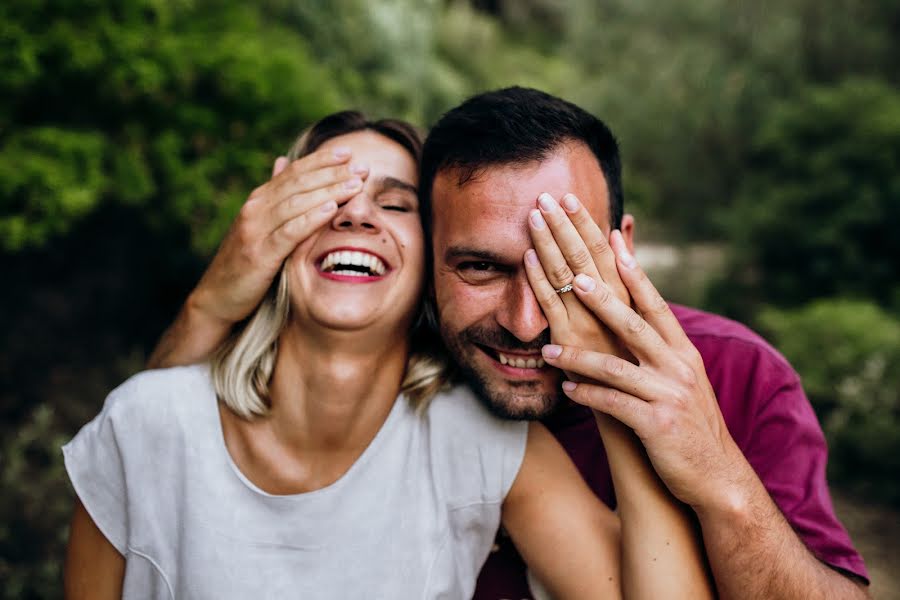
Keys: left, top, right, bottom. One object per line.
{"left": 424, "top": 384, "right": 528, "bottom": 504}
{"left": 97, "top": 364, "right": 215, "bottom": 433}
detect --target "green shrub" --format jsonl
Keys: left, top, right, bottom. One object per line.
{"left": 759, "top": 299, "right": 900, "bottom": 505}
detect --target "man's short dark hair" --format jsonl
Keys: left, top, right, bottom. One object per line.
{"left": 420, "top": 86, "right": 624, "bottom": 231}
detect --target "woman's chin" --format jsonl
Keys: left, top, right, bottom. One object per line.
{"left": 296, "top": 305, "right": 410, "bottom": 338}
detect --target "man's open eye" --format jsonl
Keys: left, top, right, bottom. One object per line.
{"left": 459, "top": 261, "right": 497, "bottom": 271}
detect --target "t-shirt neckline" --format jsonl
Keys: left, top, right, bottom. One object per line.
{"left": 205, "top": 372, "right": 408, "bottom": 501}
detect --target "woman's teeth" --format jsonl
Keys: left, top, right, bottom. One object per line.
{"left": 321, "top": 250, "right": 386, "bottom": 276}
{"left": 497, "top": 351, "right": 545, "bottom": 369}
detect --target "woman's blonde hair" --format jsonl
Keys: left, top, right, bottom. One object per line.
{"left": 210, "top": 111, "right": 452, "bottom": 419}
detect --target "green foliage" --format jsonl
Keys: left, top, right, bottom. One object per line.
{"left": 708, "top": 79, "right": 900, "bottom": 318}
{"left": 759, "top": 300, "right": 900, "bottom": 504}
{"left": 2, "top": 0, "right": 899, "bottom": 595}
{"left": 0, "top": 0, "right": 340, "bottom": 255}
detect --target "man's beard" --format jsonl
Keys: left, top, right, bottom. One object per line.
{"left": 440, "top": 322, "right": 561, "bottom": 421}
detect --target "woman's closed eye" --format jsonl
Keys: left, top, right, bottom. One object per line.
{"left": 377, "top": 195, "right": 416, "bottom": 212}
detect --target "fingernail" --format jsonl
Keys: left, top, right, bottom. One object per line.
{"left": 333, "top": 147, "right": 351, "bottom": 159}
{"left": 344, "top": 177, "right": 362, "bottom": 190}
{"left": 562, "top": 381, "right": 578, "bottom": 392}
{"left": 349, "top": 163, "right": 369, "bottom": 176}
{"left": 538, "top": 193, "right": 556, "bottom": 212}
{"left": 619, "top": 247, "right": 637, "bottom": 269}
{"left": 542, "top": 344, "right": 562, "bottom": 359}
{"left": 562, "top": 194, "right": 580, "bottom": 212}
{"left": 525, "top": 249, "right": 539, "bottom": 266}
{"left": 320, "top": 200, "right": 337, "bottom": 213}
{"left": 574, "top": 273, "right": 596, "bottom": 292}
{"left": 530, "top": 210, "right": 546, "bottom": 229}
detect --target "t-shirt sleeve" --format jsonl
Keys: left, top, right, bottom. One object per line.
{"left": 62, "top": 383, "right": 133, "bottom": 554}
{"left": 742, "top": 358, "right": 869, "bottom": 582}
{"left": 426, "top": 386, "right": 529, "bottom": 508}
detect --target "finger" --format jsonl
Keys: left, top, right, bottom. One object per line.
{"left": 537, "top": 193, "right": 602, "bottom": 282}
{"left": 270, "top": 177, "right": 364, "bottom": 233}
{"left": 523, "top": 249, "right": 569, "bottom": 325}
{"left": 265, "top": 199, "right": 339, "bottom": 259}
{"left": 294, "top": 145, "right": 353, "bottom": 173}
{"left": 264, "top": 147, "right": 355, "bottom": 202}
{"left": 541, "top": 344, "right": 670, "bottom": 402}
{"left": 561, "top": 380, "right": 652, "bottom": 433}
{"left": 528, "top": 206, "right": 574, "bottom": 290}
{"left": 610, "top": 230, "right": 691, "bottom": 349}
{"left": 560, "top": 193, "right": 628, "bottom": 303}
{"left": 279, "top": 161, "right": 369, "bottom": 197}
{"left": 571, "top": 273, "right": 670, "bottom": 365}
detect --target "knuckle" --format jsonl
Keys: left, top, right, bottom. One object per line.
{"left": 685, "top": 346, "right": 705, "bottom": 369}
{"left": 542, "top": 289, "right": 562, "bottom": 310}
{"left": 608, "top": 357, "right": 627, "bottom": 378}
{"left": 238, "top": 198, "right": 258, "bottom": 220}
{"left": 673, "top": 360, "right": 696, "bottom": 384}
{"left": 283, "top": 213, "right": 307, "bottom": 236}
{"left": 595, "top": 284, "right": 614, "bottom": 306}
{"left": 654, "top": 407, "right": 677, "bottom": 434}
{"left": 605, "top": 387, "right": 623, "bottom": 408}
{"left": 625, "top": 312, "right": 646, "bottom": 334}
{"left": 588, "top": 237, "right": 610, "bottom": 257}
{"left": 646, "top": 294, "right": 671, "bottom": 317}
{"left": 568, "top": 248, "right": 593, "bottom": 270}
{"left": 563, "top": 346, "right": 581, "bottom": 364}
{"left": 550, "top": 263, "right": 574, "bottom": 284}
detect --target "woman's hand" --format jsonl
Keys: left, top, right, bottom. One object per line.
{"left": 148, "top": 150, "right": 368, "bottom": 368}
{"left": 522, "top": 192, "right": 630, "bottom": 361}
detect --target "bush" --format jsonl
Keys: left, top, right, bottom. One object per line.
{"left": 708, "top": 79, "right": 900, "bottom": 319}
{"left": 758, "top": 299, "right": 900, "bottom": 505}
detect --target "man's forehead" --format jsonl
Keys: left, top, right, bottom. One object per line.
{"left": 430, "top": 143, "right": 610, "bottom": 237}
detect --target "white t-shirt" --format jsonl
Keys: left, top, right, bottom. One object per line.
{"left": 63, "top": 365, "right": 527, "bottom": 599}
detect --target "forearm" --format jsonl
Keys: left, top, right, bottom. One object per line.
{"left": 596, "top": 413, "right": 713, "bottom": 600}
{"left": 695, "top": 459, "right": 868, "bottom": 600}
{"left": 146, "top": 291, "right": 232, "bottom": 369}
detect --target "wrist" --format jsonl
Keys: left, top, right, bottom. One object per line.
{"left": 184, "top": 287, "right": 233, "bottom": 330}
{"left": 691, "top": 446, "right": 763, "bottom": 525}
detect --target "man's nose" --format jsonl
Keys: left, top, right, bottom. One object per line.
{"left": 332, "top": 193, "right": 380, "bottom": 233}
{"left": 495, "top": 276, "right": 549, "bottom": 345}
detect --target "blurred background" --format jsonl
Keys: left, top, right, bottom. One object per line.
{"left": 1, "top": 0, "right": 898, "bottom": 597}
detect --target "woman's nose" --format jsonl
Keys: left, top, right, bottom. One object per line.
{"left": 332, "top": 192, "right": 380, "bottom": 233}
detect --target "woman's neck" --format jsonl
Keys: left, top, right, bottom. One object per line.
{"left": 265, "top": 322, "right": 409, "bottom": 455}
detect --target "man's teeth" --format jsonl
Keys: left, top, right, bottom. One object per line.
{"left": 321, "top": 250, "right": 386, "bottom": 275}
{"left": 497, "top": 352, "right": 545, "bottom": 369}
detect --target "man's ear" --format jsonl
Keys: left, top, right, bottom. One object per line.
{"left": 620, "top": 213, "right": 636, "bottom": 253}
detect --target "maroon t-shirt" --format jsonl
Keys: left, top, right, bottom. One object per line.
{"left": 474, "top": 304, "right": 868, "bottom": 598}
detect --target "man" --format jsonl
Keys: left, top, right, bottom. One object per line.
{"left": 150, "top": 88, "right": 868, "bottom": 598}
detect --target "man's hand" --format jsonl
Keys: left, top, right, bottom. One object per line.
{"left": 147, "top": 149, "right": 367, "bottom": 368}
{"left": 539, "top": 229, "right": 751, "bottom": 510}
{"left": 191, "top": 148, "right": 368, "bottom": 325}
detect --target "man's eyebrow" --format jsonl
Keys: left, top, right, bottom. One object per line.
{"left": 443, "top": 247, "right": 508, "bottom": 263}
{"left": 374, "top": 176, "right": 417, "bottom": 195}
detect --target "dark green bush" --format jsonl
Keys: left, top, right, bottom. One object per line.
{"left": 759, "top": 299, "right": 900, "bottom": 505}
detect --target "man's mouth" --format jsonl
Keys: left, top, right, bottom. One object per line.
{"left": 476, "top": 345, "right": 546, "bottom": 370}
{"left": 317, "top": 248, "right": 388, "bottom": 280}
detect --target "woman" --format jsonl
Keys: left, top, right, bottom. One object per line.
{"left": 63, "top": 111, "right": 712, "bottom": 598}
